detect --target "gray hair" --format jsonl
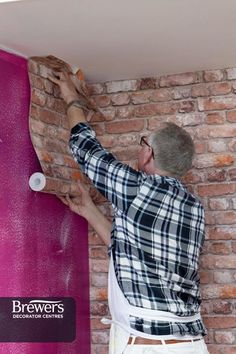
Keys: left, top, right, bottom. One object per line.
{"left": 148, "top": 122, "right": 194, "bottom": 177}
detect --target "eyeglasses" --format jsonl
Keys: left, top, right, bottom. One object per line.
{"left": 139, "top": 136, "right": 155, "bottom": 159}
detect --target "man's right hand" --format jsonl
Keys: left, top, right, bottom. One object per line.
{"left": 48, "top": 71, "right": 79, "bottom": 104}
{"left": 58, "top": 181, "right": 94, "bottom": 220}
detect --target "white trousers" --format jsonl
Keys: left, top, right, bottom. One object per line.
{"left": 110, "top": 324, "right": 210, "bottom": 354}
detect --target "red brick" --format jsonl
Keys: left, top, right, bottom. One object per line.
{"left": 140, "top": 77, "right": 156, "bottom": 89}
{"left": 229, "top": 168, "right": 236, "bottom": 180}
{"left": 89, "top": 112, "right": 108, "bottom": 123}
{"left": 112, "top": 146, "right": 139, "bottom": 161}
{"left": 203, "top": 70, "right": 224, "bottom": 82}
{"left": 150, "top": 88, "right": 172, "bottom": 102}
{"left": 209, "top": 198, "right": 229, "bottom": 210}
{"left": 90, "top": 260, "right": 109, "bottom": 273}
{"left": 219, "top": 285, "right": 236, "bottom": 299}
{"left": 160, "top": 72, "right": 199, "bottom": 87}
{"left": 178, "top": 100, "right": 196, "bottom": 113}
{"left": 205, "top": 211, "right": 216, "bottom": 225}
{"left": 213, "top": 301, "right": 233, "bottom": 314}
{"left": 228, "top": 139, "right": 236, "bottom": 152}
{"left": 91, "top": 273, "right": 108, "bottom": 287}
{"left": 46, "top": 96, "right": 66, "bottom": 114}
{"left": 226, "top": 110, "right": 236, "bottom": 122}
{"left": 91, "top": 345, "right": 109, "bottom": 354}
{"left": 116, "top": 106, "right": 134, "bottom": 119}
{"left": 118, "top": 134, "right": 139, "bottom": 146}
{"left": 215, "top": 154, "right": 234, "bottom": 167}
{"left": 200, "top": 270, "right": 214, "bottom": 284}
{"left": 209, "top": 126, "right": 236, "bottom": 138}
{"left": 214, "top": 211, "right": 236, "bottom": 225}
{"left": 198, "top": 183, "right": 235, "bottom": 197}
{"left": 201, "top": 285, "right": 220, "bottom": 299}
{"left": 134, "top": 102, "right": 179, "bottom": 116}
{"left": 88, "top": 83, "right": 104, "bottom": 95}
{"left": 91, "top": 318, "right": 110, "bottom": 331}
{"left": 214, "top": 271, "right": 233, "bottom": 284}
{"left": 194, "top": 154, "right": 234, "bottom": 169}
{"left": 28, "top": 59, "right": 39, "bottom": 74}
{"left": 194, "top": 141, "right": 206, "bottom": 154}
{"left": 209, "top": 242, "right": 231, "bottom": 254}
{"left": 90, "top": 247, "right": 108, "bottom": 259}
{"left": 98, "top": 135, "right": 116, "bottom": 148}
{"left": 31, "top": 89, "right": 46, "bottom": 107}
{"left": 42, "top": 178, "right": 60, "bottom": 193}
{"left": 203, "top": 316, "right": 236, "bottom": 329}
{"left": 226, "top": 67, "right": 236, "bottom": 80}
{"left": 209, "top": 82, "right": 231, "bottom": 95}
{"left": 181, "top": 171, "right": 203, "bottom": 184}
{"left": 90, "top": 288, "right": 108, "bottom": 301}
{"left": 36, "top": 150, "right": 53, "bottom": 163}
{"left": 105, "top": 119, "right": 145, "bottom": 134}
{"left": 92, "top": 331, "right": 109, "bottom": 344}
{"left": 106, "top": 79, "right": 140, "bottom": 93}
{"left": 131, "top": 91, "right": 150, "bottom": 104}
{"left": 215, "top": 255, "right": 236, "bottom": 268}
{"left": 214, "top": 331, "right": 235, "bottom": 344}
{"left": 90, "top": 123, "right": 105, "bottom": 136}
{"left": 208, "top": 140, "right": 227, "bottom": 153}
{"left": 100, "top": 107, "right": 116, "bottom": 121}
{"left": 207, "top": 170, "right": 226, "bottom": 182}
{"left": 191, "top": 84, "right": 210, "bottom": 97}
{"left": 40, "top": 109, "right": 62, "bottom": 126}
{"left": 111, "top": 93, "right": 130, "bottom": 106}
{"left": 198, "top": 96, "right": 236, "bottom": 111}
{"left": 220, "top": 347, "right": 236, "bottom": 354}
{"left": 200, "top": 301, "right": 213, "bottom": 315}
{"left": 62, "top": 155, "right": 79, "bottom": 168}
{"left": 29, "top": 118, "right": 46, "bottom": 135}
{"left": 147, "top": 117, "right": 165, "bottom": 130}
{"left": 195, "top": 126, "right": 209, "bottom": 139}
{"left": 208, "top": 226, "right": 236, "bottom": 240}
{"left": 171, "top": 86, "right": 191, "bottom": 99}
{"left": 29, "top": 74, "right": 45, "bottom": 91}
{"left": 206, "top": 344, "right": 222, "bottom": 354}
{"left": 206, "top": 113, "right": 225, "bottom": 124}
{"left": 31, "top": 135, "right": 44, "bottom": 149}
{"left": 90, "top": 302, "right": 108, "bottom": 316}
{"left": 94, "top": 95, "right": 111, "bottom": 107}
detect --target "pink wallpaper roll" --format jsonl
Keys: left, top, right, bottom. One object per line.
{"left": 0, "top": 49, "right": 90, "bottom": 354}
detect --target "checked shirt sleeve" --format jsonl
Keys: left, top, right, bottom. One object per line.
{"left": 69, "top": 123, "right": 142, "bottom": 211}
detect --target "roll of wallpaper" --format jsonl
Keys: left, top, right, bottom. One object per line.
{"left": 29, "top": 172, "right": 46, "bottom": 192}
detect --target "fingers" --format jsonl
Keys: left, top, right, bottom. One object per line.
{"left": 48, "top": 70, "right": 69, "bottom": 84}
{"left": 77, "top": 180, "right": 90, "bottom": 195}
{"left": 48, "top": 74, "right": 60, "bottom": 85}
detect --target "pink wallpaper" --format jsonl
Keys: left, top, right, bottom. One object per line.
{"left": 0, "top": 49, "right": 90, "bottom": 353}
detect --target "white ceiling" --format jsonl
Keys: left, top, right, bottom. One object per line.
{"left": 1, "top": 0, "right": 236, "bottom": 83}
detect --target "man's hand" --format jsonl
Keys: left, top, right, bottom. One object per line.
{"left": 48, "top": 71, "right": 79, "bottom": 104}
{"left": 58, "top": 181, "right": 94, "bottom": 220}
{"left": 59, "top": 181, "right": 112, "bottom": 246}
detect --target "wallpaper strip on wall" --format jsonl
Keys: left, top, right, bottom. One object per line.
{"left": 28, "top": 55, "right": 105, "bottom": 203}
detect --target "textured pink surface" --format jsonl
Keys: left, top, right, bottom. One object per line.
{"left": 0, "top": 49, "right": 90, "bottom": 354}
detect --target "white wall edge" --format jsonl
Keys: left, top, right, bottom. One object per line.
{"left": 0, "top": 44, "right": 28, "bottom": 58}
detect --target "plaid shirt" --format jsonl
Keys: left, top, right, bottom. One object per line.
{"left": 69, "top": 123, "right": 207, "bottom": 337}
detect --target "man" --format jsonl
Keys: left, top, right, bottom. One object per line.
{"left": 49, "top": 72, "right": 209, "bottom": 354}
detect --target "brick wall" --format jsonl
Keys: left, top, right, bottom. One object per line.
{"left": 89, "top": 70, "right": 236, "bottom": 354}
{"left": 28, "top": 57, "right": 236, "bottom": 354}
